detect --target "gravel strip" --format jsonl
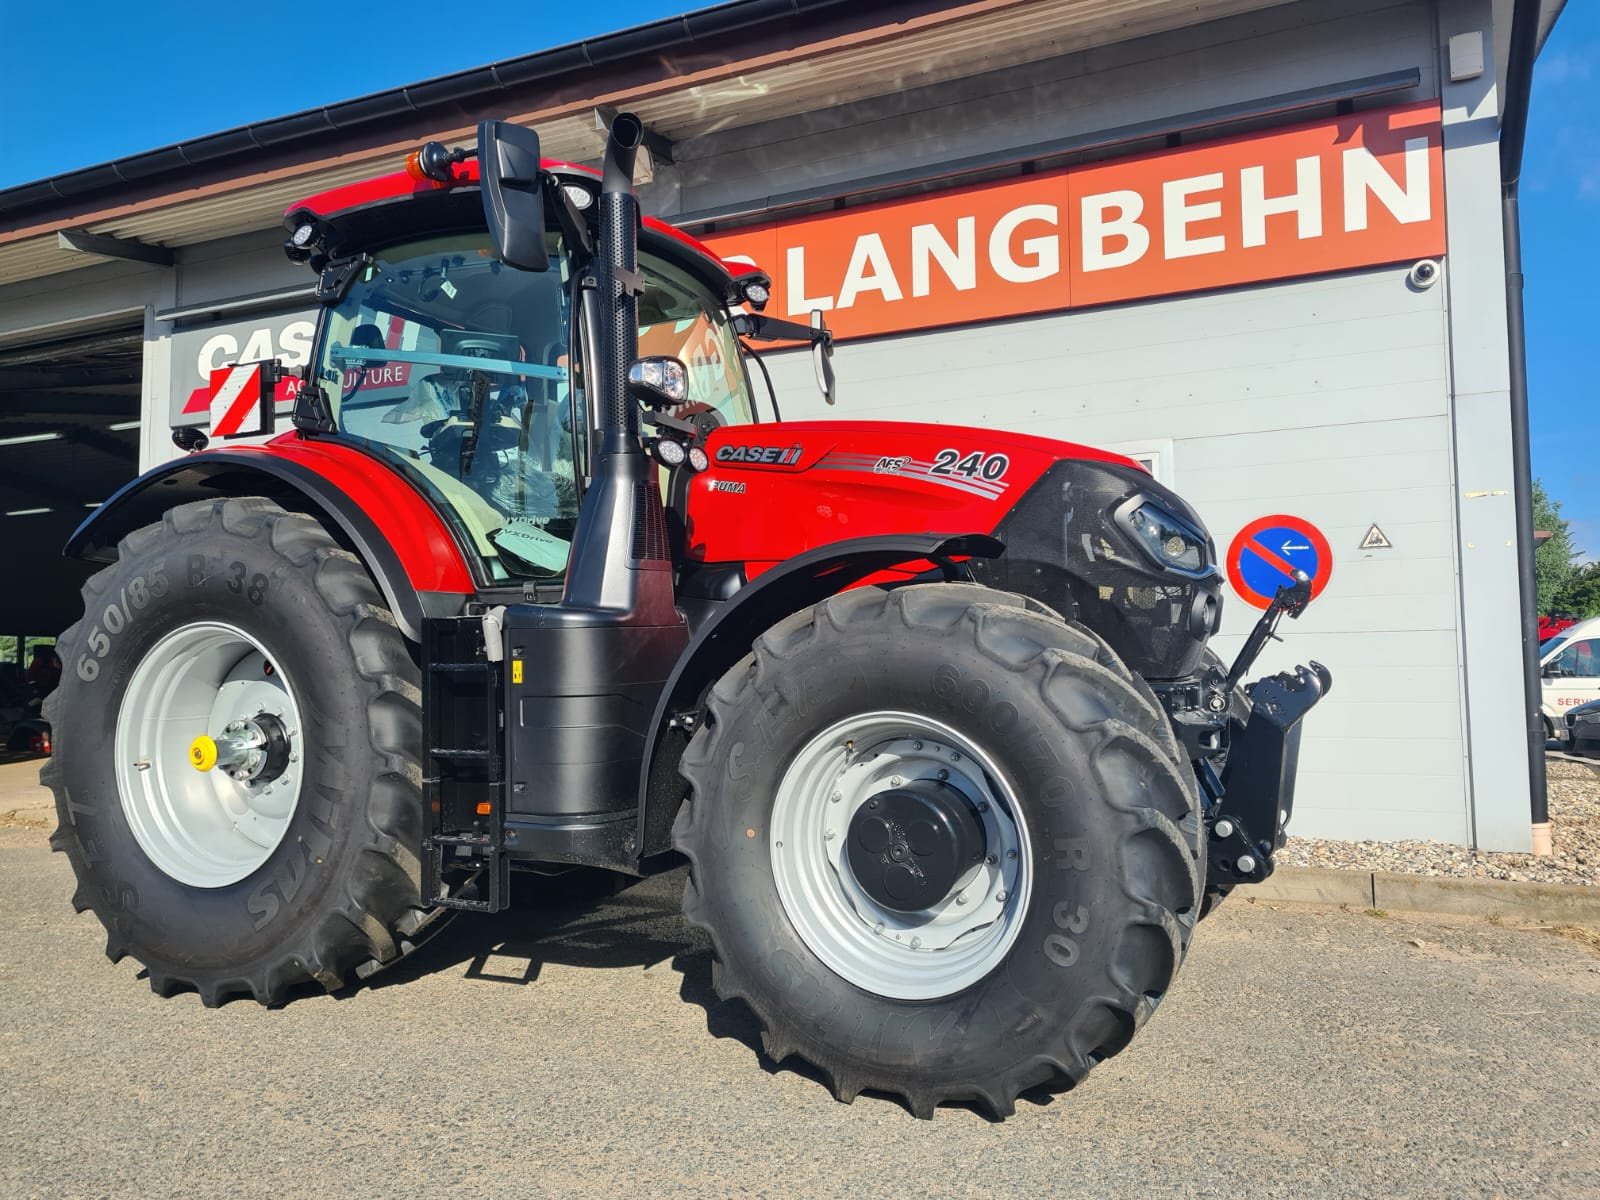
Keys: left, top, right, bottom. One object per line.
{"left": 1279, "top": 756, "right": 1600, "bottom": 886}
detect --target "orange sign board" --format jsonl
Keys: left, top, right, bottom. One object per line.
{"left": 701, "top": 102, "right": 1445, "bottom": 339}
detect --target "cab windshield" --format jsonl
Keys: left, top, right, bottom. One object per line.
{"left": 315, "top": 234, "right": 757, "bottom": 581}
{"left": 317, "top": 232, "right": 579, "bottom": 582}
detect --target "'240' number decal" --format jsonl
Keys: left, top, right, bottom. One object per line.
{"left": 931, "top": 449, "right": 1009, "bottom": 482}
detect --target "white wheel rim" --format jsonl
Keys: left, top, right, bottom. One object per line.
{"left": 113, "top": 621, "right": 304, "bottom": 888}
{"left": 770, "top": 711, "right": 1032, "bottom": 1001}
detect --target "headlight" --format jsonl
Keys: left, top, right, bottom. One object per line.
{"left": 1120, "top": 501, "right": 1208, "bottom": 575}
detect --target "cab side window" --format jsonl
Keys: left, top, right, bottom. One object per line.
{"left": 636, "top": 253, "right": 756, "bottom": 427}
{"left": 1553, "top": 639, "right": 1600, "bottom": 677}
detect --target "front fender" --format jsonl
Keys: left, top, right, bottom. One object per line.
{"left": 633, "top": 532, "right": 1003, "bottom": 859}
{"left": 66, "top": 439, "right": 475, "bottom": 642}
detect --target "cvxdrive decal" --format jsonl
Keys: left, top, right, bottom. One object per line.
{"left": 819, "top": 451, "right": 1012, "bottom": 499}
{"left": 716, "top": 443, "right": 804, "bottom": 465}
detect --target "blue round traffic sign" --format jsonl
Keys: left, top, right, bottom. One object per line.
{"left": 1225, "top": 514, "right": 1333, "bottom": 610}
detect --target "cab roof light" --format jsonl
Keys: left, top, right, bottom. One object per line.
{"left": 405, "top": 141, "right": 475, "bottom": 185}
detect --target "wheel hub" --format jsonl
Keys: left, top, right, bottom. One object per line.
{"left": 846, "top": 780, "right": 986, "bottom": 912}
{"left": 189, "top": 712, "right": 291, "bottom": 785}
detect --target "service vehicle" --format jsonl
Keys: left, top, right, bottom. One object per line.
{"left": 1563, "top": 697, "right": 1600, "bottom": 757}
{"left": 1540, "top": 616, "right": 1600, "bottom": 742}
{"left": 47, "top": 115, "right": 1329, "bottom": 1118}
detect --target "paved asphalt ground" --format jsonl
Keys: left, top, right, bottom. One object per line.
{"left": 2, "top": 761, "right": 1597, "bottom": 1199}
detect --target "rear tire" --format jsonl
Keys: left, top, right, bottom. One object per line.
{"left": 675, "top": 583, "right": 1202, "bottom": 1118}
{"left": 45, "top": 498, "right": 426, "bottom": 1005}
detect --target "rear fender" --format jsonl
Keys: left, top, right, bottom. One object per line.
{"left": 65, "top": 442, "right": 476, "bottom": 641}
{"left": 633, "top": 532, "right": 1002, "bottom": 860}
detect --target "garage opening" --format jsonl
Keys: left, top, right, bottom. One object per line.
{"left": 0, "top": 322, "right": 142, "bottom": 758}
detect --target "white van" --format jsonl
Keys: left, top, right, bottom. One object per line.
{"left": 1540, "top": 616, "right": 1600, "bottom": 740}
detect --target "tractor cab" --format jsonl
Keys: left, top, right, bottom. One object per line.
{"left": 283, "top": 132, "right": 771, "bottom": 586}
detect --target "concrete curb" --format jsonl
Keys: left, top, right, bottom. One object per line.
{"left": 1241, "top": 866, "right": 1600, "bottom": 925}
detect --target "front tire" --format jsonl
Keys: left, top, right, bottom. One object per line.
{"left": 45, "top": 498, "right": 426, "bottom": 1005}
{"left": 675, "top": 583, "right": 1202, "bottom": 1118}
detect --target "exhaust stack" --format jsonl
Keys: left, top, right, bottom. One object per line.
{"left": 561, "top": 112, "right": 675, "bottom": 621}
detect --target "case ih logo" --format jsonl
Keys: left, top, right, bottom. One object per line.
{"left": 716, "top": 443, "right": 804, "bottom": 465}
{"left": 703, "top": 102, "right": 1445, "bottom": 340}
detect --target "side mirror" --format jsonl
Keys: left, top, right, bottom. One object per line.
{"left": 628, "top": 356, "right": 688, "bottom": 410}
{"left": 478, "top": 120, "right": 549, "bottom": 272}
{"left": 811, "top": 309, "right": 835, "bottom": 406}
{"left": 1543, "top": 661, "right": 1561, "bottom": 679}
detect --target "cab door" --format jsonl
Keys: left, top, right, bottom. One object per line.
{"left": 1542, "top": 636, "right": 1600, "bottom": 725}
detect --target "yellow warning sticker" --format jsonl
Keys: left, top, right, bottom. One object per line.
{"left": 511, "top": 660, "right": 524, "bottom": 684}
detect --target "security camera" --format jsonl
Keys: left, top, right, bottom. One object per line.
{"left": 1408, "top": 259, "right": 1440, "bottom": 290}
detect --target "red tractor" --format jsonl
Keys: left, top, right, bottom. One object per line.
{"left": 47, "top": 115, "right": 1328, "bottom": 1118}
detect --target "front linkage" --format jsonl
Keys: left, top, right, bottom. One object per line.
{"left": 1155, "top": 573, "right": 1331, "bottom": 891}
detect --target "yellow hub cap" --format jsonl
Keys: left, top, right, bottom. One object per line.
{"left": 188, "top": 734, "right": 219, "bottom": 772}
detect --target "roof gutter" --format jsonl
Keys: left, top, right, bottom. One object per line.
{"left": 1500, "top": 0, "right": 1555, "bottom": 853}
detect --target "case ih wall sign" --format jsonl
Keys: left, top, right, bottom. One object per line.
{"left": 703, "top": 102, "right": 1445, "bottom": 340}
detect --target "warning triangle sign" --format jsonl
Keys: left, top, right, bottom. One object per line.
{"left": 1360, "top": 524, "right": 1392, "bottom": 550}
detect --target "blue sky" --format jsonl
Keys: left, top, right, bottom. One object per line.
{"left": 1521, "top": 4, "right": 1599, "bottom": 559}
{"left": 0, "top": 1, "right": 1594, "bottom": 552}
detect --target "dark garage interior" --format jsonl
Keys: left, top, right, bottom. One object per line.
{"left": 0, "top": 323, "right": 142, "bottom": 735}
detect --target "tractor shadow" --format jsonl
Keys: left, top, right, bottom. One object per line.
{"left": 359, "top": 865, "right": 705, "bottom": 990}
{"left": 342, "top": 863, "right": 1030, "bottom": 1120}
{"left": 354, "top": 865, "right": 763, "bottom": 1059}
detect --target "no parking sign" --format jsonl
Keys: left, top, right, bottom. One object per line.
{"left": 1226, "top": 514, "right": 1333, "bottom": 610}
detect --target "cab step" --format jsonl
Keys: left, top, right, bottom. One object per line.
{"left": 420, "top": 615, "right": 509, "bottom": 913}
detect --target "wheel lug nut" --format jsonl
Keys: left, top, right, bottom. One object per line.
{"left": 951, "top": 751, "right": 961, "bottom": 761}
{"left": 874, "top": 923, "right": 884, "bottom": 936}
{"left": 956, "top": 894, "right": 968, "bottom": 906}
{"left": 986, "top": 855, "right": 997, "bottom": 866}
{"left": 937, "top": 769, "right": 949, "bottom": 781}
{"left": 912, "top": 741, "right": 923, "bottom": 751}
{"left": 824, "top": 829, "right": 836, "bottom": 841}
{"left": 890, "top": 776, "right": 903, "bottom": 787}
{"left": 910, "top": 936, "right": 922, "bottom": 949}
{"left": 1006, "top": 849, "right": 1017, "bottom": 860}
{"left": 995, "top": 890, "right": 1007, "bottom": 902}
{"left": 977, "top": 801, "right": 989, "bottom": 814}
{"left": 868, "top": 800, "right": 878, "bottom": 809}
{"left": 830, "top": 792, "right": 841, "bottom": 803}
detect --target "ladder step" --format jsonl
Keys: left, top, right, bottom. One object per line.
{"left": 430, "top": 833, "right": 494, "bottom": 848}
{"left": 430, "top": 747, "right": 492, "bottom": 760}
{"left": 429, "top": 662, "right": 496, "bottom": 676}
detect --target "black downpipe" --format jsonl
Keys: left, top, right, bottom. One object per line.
{"left": 1499, "top": 0, "right": 1548, "bottom": 838}
{"left": 560, "top": 113, "right": 677, "bottom": 619}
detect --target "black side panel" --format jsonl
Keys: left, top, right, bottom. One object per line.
{"left": 504, "top": 603, "right": 688, "bottom": 830}
{"left": 632, "top": 532, "right": 1002, "bottom": 860}
{"left": 972, "top": 460, "right": 1223, "bottom": 679}
{"left": 64, "top": 451, "right": 443, "bottom": 641}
